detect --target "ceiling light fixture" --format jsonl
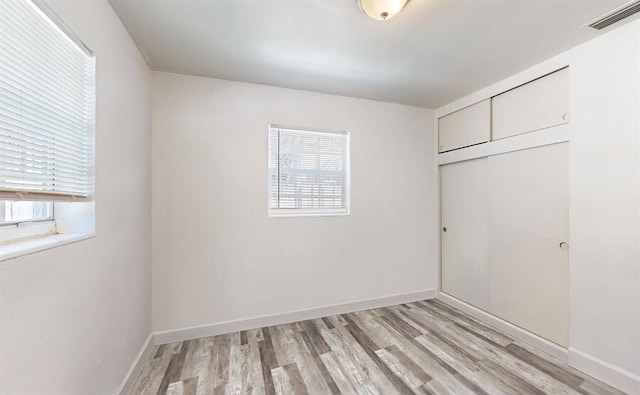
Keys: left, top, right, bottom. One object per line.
{"left": 357, "top": 0, "right": 409, "bottom": 21}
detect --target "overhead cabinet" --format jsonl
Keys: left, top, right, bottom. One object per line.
{"left": 438, "top": 99, "right": 490, "bottom": 152}
{"left": 492, "top": 68, "right": 569, "bottom": 140}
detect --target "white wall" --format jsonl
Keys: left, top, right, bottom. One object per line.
{"left": 152, "top": 72, "right": 436, "bottom": 332}
{"left": 568, "top": 22, "right": 640, "bottom": 390}
{"left": 435, "top": 20, "right": 640, "bottom": 394}
{"left": 0, "top": 1, "right": 151, "bottom": 394}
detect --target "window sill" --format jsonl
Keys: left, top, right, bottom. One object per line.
{"left": 0, "top": 232, "right": 95, "bottom": 263}
{"left": 269, "top": 211, "right": 351, "bottom": 218}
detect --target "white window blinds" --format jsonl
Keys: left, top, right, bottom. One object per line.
{"left": 269, "top": 125, "right": 349, "bottom": 216}
{"left": 0, "top": 0, "right": 95, "bottom": 201}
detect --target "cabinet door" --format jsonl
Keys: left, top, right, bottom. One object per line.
{"left": 492, "top": 68, "right": 569, "bottom": 140}
{"left": 438, "top": 99, "right": 490, "bottom": 152}
{"left": 487, "top": 143, "right": 569, "bottom": 347}
{"left": 441, "top": 158, "right": 489, "bottom": 310}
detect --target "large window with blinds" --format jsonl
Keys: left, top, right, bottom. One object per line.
{"left": 268, "top": 125, "right": 350, "bottom": 216}
{"left": 0, "top": 0, "right": 95, "bottom": 230}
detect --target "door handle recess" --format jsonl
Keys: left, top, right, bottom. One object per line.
{"left": 559, "top": 242, "right": 569, "bottom": 250}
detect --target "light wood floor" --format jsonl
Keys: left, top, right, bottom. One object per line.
{"left": 130, "top": 299, "right": 625, "bottom": 395}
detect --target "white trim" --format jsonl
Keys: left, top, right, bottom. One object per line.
{"left": 114, "top": 333, "right": 155, "bottom": 395}
{"left": 568, "top": 348, "right": 640, "bottom": 395}
{"left": 437, "top": 292, "right": 568, "bottom": 362}
{"left": 0, "top": 232, "right": 95, "bottom": 263}
{"left": 268, "top": 124, "right": 347, "bottom": 136}
{"left": 438, "top": 123, "right": 570, "bottom": 166}
{"left": 268, "top": 208, "right": 350, "bottom": 217}
{"left": 154, "top": 289, "right": 436, "bottom": 345}
{"left": 434, "top": 113, "right": 442, "bottom": 295}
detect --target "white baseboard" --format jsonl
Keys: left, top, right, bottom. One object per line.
{"left": 437, "top": 292, "right": 568, "bottom": 362}
{"left": 154, "top": 289, "right": 437, "bottom": 345}
{"left": 568, "top": 348, "right": 640, "bottom": 395}
{"left": 114, "top": 333, "right": 155, "bottom": 395}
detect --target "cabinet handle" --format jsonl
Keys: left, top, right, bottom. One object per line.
{"left": 562, "top": 112, "right": 569, "bottom": 121}
{"left": 442, "top": 227, "right": 447, "bottom": 232}
{"left": 559, "top": 242, "right": 569, "bottom": 250}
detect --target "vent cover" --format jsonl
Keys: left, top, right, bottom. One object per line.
{"left": 588, "top": 1, "right": 640, "bottom": 30}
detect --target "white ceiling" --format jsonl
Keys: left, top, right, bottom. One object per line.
{"left": 109, "top": 0, "right": 630, "bottom": 108}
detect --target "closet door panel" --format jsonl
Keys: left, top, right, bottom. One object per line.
{"left": 492, "top": 68, "right": 569, "bottom": 140}
{"left": 441, "top": 157, "right": 489, "bottom": 310}
{"left": 487, "top": 143, "right": 569, "bottom": 347}
{"left": 438, "top": 99, "right": 490, "bottom": 152}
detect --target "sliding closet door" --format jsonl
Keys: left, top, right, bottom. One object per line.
{"left": 441, "top": 158, "right": 489, "bottom": 310}
{"left": 487, "top": 143, "right": 569, "bottom": 347}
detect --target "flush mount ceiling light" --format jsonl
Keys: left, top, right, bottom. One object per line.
{"left": 357, "top": 0, "right": 409, "bottom": 21}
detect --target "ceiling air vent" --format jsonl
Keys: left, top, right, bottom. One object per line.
{"left": 588, "top": 1, "right": 640, "bottom": 30}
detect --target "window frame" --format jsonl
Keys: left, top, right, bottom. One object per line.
{"left": 0, "top": 201, "right": 54, "bottom": 227}
{"left": 268, "top": 124, "right": 351, "bottom": 218}
{"left": 0, "top": 0, "right": 95, "bottom": 247}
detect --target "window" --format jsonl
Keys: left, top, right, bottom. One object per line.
{"left": 0, "top": 201, "right": 52, "bottom": 223}
{"left": 268, "top": 125, "right": 350, "bottom": 216}
{"left": 0, "top": 0, "right": 95, "bottom": 241}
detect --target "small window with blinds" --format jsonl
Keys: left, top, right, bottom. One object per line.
{"left": 268, "top": 125, "right": 350, "bottom": 217}
{"left": 0, "top": 0, "right": 95, "bottom": 205}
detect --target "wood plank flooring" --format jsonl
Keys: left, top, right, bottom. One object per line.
{"left": 130, "top": 300, "right": 625, "bottom": 395}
